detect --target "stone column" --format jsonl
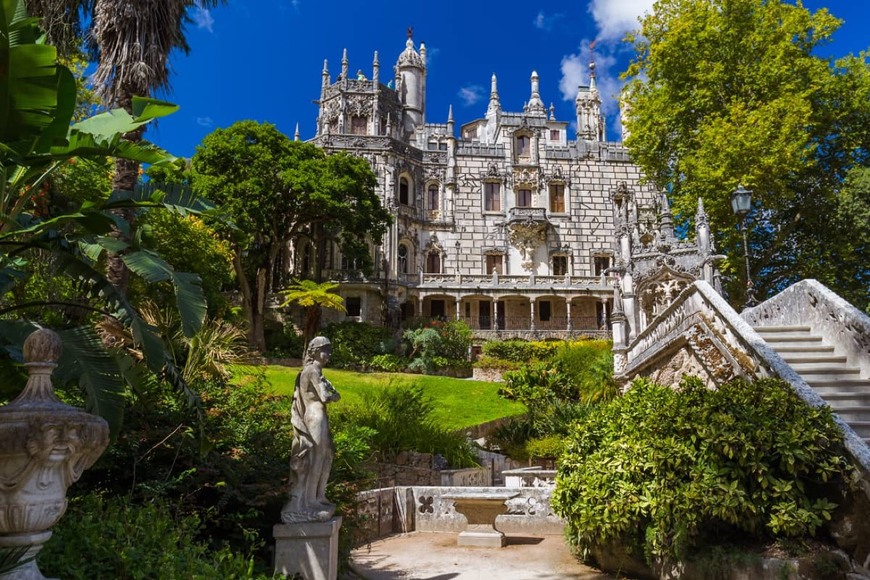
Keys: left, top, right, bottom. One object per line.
{"left": 493, "top": 299, "right": 501, "bottom": 330}
{"left": 529, "top": 299, "right": 536, "bottom": 331}
{"left": 455, "top": 297, "right": 461, "bottom": 321}
{"left": 417, "top": 298, "right": 424, "bottom": 319}
{"left": 566, "top": 300, "right": 573, "bottom": 332}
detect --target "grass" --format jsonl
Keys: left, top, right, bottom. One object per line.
{"left": 233, "top": 365, "right": 525, "bottom": 431}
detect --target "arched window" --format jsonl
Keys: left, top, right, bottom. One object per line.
{"left": 427, "top": 184, "right": 439, "bottom": 211}
{"left": 426, "top": 252, "right": 441, "bottom": 274}
{"left": 399, "top": 177, "right": 410, "bottom": 205}
{"left": 398, "top": 244, "right": 409, "bottom": 274}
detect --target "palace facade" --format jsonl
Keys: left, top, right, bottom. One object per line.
{"left": 304, "top": 34, "right": 655, "bottom": 339}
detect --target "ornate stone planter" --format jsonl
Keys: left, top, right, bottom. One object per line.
{"left": 0, "top": 329, "right": 109, "bottom": 579}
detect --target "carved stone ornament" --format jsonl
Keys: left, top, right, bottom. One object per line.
{"left": 345, "top": 94, "right": 371, "bottom": 117}
{"left": 512, "top": 168, "right": 540, "bottom": 188}
{"left": 0, "top": 329, "right": 110, "bottom": 579}
{"left": 509, "top": 218, "right": 549, "bottom": 271}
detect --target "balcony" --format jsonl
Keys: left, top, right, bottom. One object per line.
{"left": 507, "top": 207, "right": 548, "bottom": 225}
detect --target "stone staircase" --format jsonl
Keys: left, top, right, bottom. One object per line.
{"left": 754, "top": 325, "right": 870, "bottom": 444}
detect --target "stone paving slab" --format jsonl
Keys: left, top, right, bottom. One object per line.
{"left": 349, "top": 532, "right": 615, "bottom": 580}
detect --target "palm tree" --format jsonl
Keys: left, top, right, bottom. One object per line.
{"left": 25, "top": 0, "right": 227, "bottom": 291}
{"left": 280, "top": 280, "right": 347, "bottom": 348}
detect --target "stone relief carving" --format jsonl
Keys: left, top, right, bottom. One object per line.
{"left": 511, "top": 167, "right": 540, "bottom": 189}
{"left": 509, "top": 218, "right": 549, "bottom": 271}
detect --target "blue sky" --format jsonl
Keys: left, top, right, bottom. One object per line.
{"left": 145, "top": 0, "right": 870, "bottom": 159}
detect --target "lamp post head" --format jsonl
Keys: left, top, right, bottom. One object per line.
{"left": 730, "top": 184, "right": 752, "bottom": 218}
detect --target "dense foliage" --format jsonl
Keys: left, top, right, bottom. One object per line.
{"left": 40, "top": 495, "right": 265, "bottom": 579}
{"left": 334, "top": 385, "right": 478, "bottom": 469}
{"left": 622, "top": 0, "right": 870, "bottom": 309}
{"left": 191, "top": 121, "right": 391, "bottom": 352}
{"left": 553, "top": 377, "right": 852, "bottom": 562}
{"left": 491, "top": 340, "right": 615, "bottom": 461}
{"left": 402, "top": 319, "right": 472, "bottom": 374}
{"left": 322, "top": 321, "right": 395, "bottom": 368}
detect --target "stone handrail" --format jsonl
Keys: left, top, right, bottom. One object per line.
{"left": 417, "top": 273, "right": 611, "bottom": 289}
{"left": 621, "top": 280, "right": 870, "bottom": 476}
{"left": 742, "top": 279, "right": 870, "bottom": 380}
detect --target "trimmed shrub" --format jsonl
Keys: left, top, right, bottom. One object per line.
{"left": 553, "top": 377, "right": 853, "bottom": 563}
{"left": 481, "top": 339, "right": 560, "bottom": 363}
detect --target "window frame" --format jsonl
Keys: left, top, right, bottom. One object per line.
{"left": 426, "top": 252, "right": 441, "bottom": 274}
{"left": 549, "top": 183, "right": 566, "bottom": 213}
{"left": 485, "top": 253, "right": 504, "bottom": 275}
{"left": 427, "top": 183, "right": 440, "bottom": 211}
{"left": 516, "top": 188, "right": 533, "bottom": 208}
{"left": 399, "top": 176, "right": 411, "bottom": 206}
{"left": 484, "top": 181, "right": 501, "bottom": 212}
{"left": 552, "top": 255, "right": 568, "bottom": 276}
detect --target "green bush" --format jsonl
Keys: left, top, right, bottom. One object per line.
{"left": 368, "top": 354, "right": 408, "bottom": 372}
{"left": 553, "top": 377, "right": 852, "bottom": 562}
{"left": 39, "top": 495, "right": 267, "bottom": 579}
{"left": 323, "top": 321, "right": 394, "bottom": 368}
{"left": 481, "top": 339, "right": 560, "bottom": 363}
{"left": 403, "top": 319, "right": 472, "bottom": 374}
{"left": 263, "top": 318, "right": 304, "bottom": 358}
{"left": 335, "top": 385, "right": 477, "bottom": 468}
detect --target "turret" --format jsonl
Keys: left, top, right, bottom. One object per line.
{"left": 575, "top": 59, "right": 605, "bottom": 141}
{"left": 527, "top": 71, "right": 546, "bottom": 116}
{"left": 395, "top": 28, "right": 426, "bottom": 132}
{"left": 341, "top": 48, "right": 349, "bottom": 81}
{"left": 372, "top": 51, "right": 380, "bottom": 84}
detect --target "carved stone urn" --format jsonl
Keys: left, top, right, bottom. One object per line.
{"left": 0, "top": 329, "right": 109, "bottom": 579}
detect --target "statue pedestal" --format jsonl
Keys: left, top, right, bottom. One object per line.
{"left": 273, "top": 516, "right": 342, "bottom": 580}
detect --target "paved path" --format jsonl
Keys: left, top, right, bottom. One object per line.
{"left": 349, "top": 532, "right": 614, "bottom": 580}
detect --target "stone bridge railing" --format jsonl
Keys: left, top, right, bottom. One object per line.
{"left": 354, "top": 486, "right": 563, "bottom": 544}
{"left": 616, "top": 280, "right": 870, "bottom": 481}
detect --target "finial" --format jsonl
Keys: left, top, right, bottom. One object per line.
{"left": 448, "top": 104, "right": 454, "bottom": 122}
{"left": 373, "top": 50, "right": 379, "bottom": 65}
{"left": 487, "top": 73, "right": 501, "bottom": 114}
{"left": 407, "top": 26, "right": 413, "bottom": 39}
{"left": 528, "top": 70, "right": 545, "bottom": 115}
{"left": 342, "top": 48, "right": 348, "bottom": 63}
{"left": 322, "top": 59, "right": 328, "bottom": 74}
{"left": 549, "top": 103, "right": 555, "bottom": 120}
{"left": 24, "top": 328, "right": 62, "bottom": 365}
{"left": 294, "top": 123, "right": 300, "bottom": 141}
{"left": 589, "top": 40, "right": 598, "bottom": 91}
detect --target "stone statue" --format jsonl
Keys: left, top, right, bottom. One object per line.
{"left": 281, "top": 336, "right": 341, "bottom": 523}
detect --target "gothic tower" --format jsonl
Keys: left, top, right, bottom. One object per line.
{"left": 395, "top": 28, "right": 427, "bottom": 134}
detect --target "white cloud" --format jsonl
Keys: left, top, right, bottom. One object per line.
{"left": 588, "top": 0, "right": 654, "bottom": 41}
{"left": 557, "top": 40, "right": 623, "bottom": 136}
{"left": 196, "top": 116, "right": 214, "bottom": 128}
{"left": 457, "top": 85, "right": 484, "bottom": 107}
{"left": 559, "top": 52, "right": 586, "bottom": 102}
{"left": 192, "top": 5, "right": 215, "bottom": 33}
{"left": 533, "top": 11, "right": 564, "bottom": 31}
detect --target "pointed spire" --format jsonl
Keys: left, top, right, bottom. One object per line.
{"left": 420, "top": 42, "right": 427, "bottom": 66}
{"left": 549, "top": 103, "right": 555, "bottom": 121}
{"left": 322, "top": 59, "right": 329, "bottom": 85}
{"left": 341, "top": 48, "right": 349, "bottom": 80}
{"left": 294, "top": 123, "right": 300, "bottom": 141}
{"left": 373, "top": 51, "right": 380, "bottom": 83}
{"left": 528, "top": 70, "right": 546, "bottom": 115}
{"left": 659, "top": 191, "right": 675, "bottom": 240}
{"left": 487, "top": 73, "right": 501, "bottom": 115}
{"left": 589, "top": 39, "right": 598, "bottom": 92}
{"left": 447, "top": 104, "right": 455, "bottom": 135}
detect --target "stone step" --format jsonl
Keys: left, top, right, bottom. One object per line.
{"left": 807, "top": 380, "right": 870, "bottom": 393}
{"left": 845, "top": 420, "right": 870, "bottom": 439}
{"left": 762, "top": 335, "right": 826, "bottom": 344}
{"left": 827, "top": 407, "right": 870, "bottom": 423}
{"left": 754, "top": 325, "right": 813, "bottom": 334}
{"left": 779, "top": 353, "right": 848, "bottom": 365}
{"left": 789, "top": 364, "right": 861, "bottom": 376}
{"left": 772, "top": 344, "right": 836, "bottom": 354}
{"left": 817, "top": 392, "right": 870, "bottom": 407}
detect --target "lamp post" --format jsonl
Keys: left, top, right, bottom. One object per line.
{"left": 730, "top": 184, "right": 757, "bottom": 308}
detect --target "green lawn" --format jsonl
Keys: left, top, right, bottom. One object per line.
{"left": 234, "top": 365, "right": 525, "bottom": 430}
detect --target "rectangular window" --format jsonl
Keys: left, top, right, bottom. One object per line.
{"left": 539, "top": 300, "right": 551, "bottom": 322}
{"left": 427, "top": 185, "right": 439, "bottom": 211}
{"left": 517, "top": 188, "right": 532, "bottom": 208}
{"left": 426, "top": 253, "right": 441, "bottom": 273}
{"left": 549, "top": 184, "right": 565, "bottom": 213}
{"left": 484, "top": 182, "right": 501, "bottom": 212}
{"left": 516, "top": 135, "right": 530, "bottom": 156}
{"left": 438, "top": 143, "right": 448, "bottom": 151}
{"left": 399, "top": 178, "right": 410, "bottom": 205}
{"left": 350, "top": 116, "right": 367, "bottom": 135}
{"left": 346, "top": 297, "right": 361, "bottom": 317}
{"left": 427, "top": 141, "right": 438, "bottom": 150}
{"left": 550, "top": 129, "right": 560, "bottom": 141}
{"left": 594, "top": 255, "right": 611, "bottom": 276}
{"left": 552, "top": 255, "right": 568, "bottom": 276}
{"left": 485, "top": 254, "right": 503, "bottom": 275}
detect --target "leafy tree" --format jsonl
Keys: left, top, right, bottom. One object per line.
{"left": 0, "top": 1, "right": 207, "bottom": 431}
{"left": 280, "top": 279, "right": 346, "bottom": 348}
{"left": 191, "top": 121, "right": 391, "bottom": 352}
{"left": 622, "top": 0, "right": 870, "bottom": 309}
